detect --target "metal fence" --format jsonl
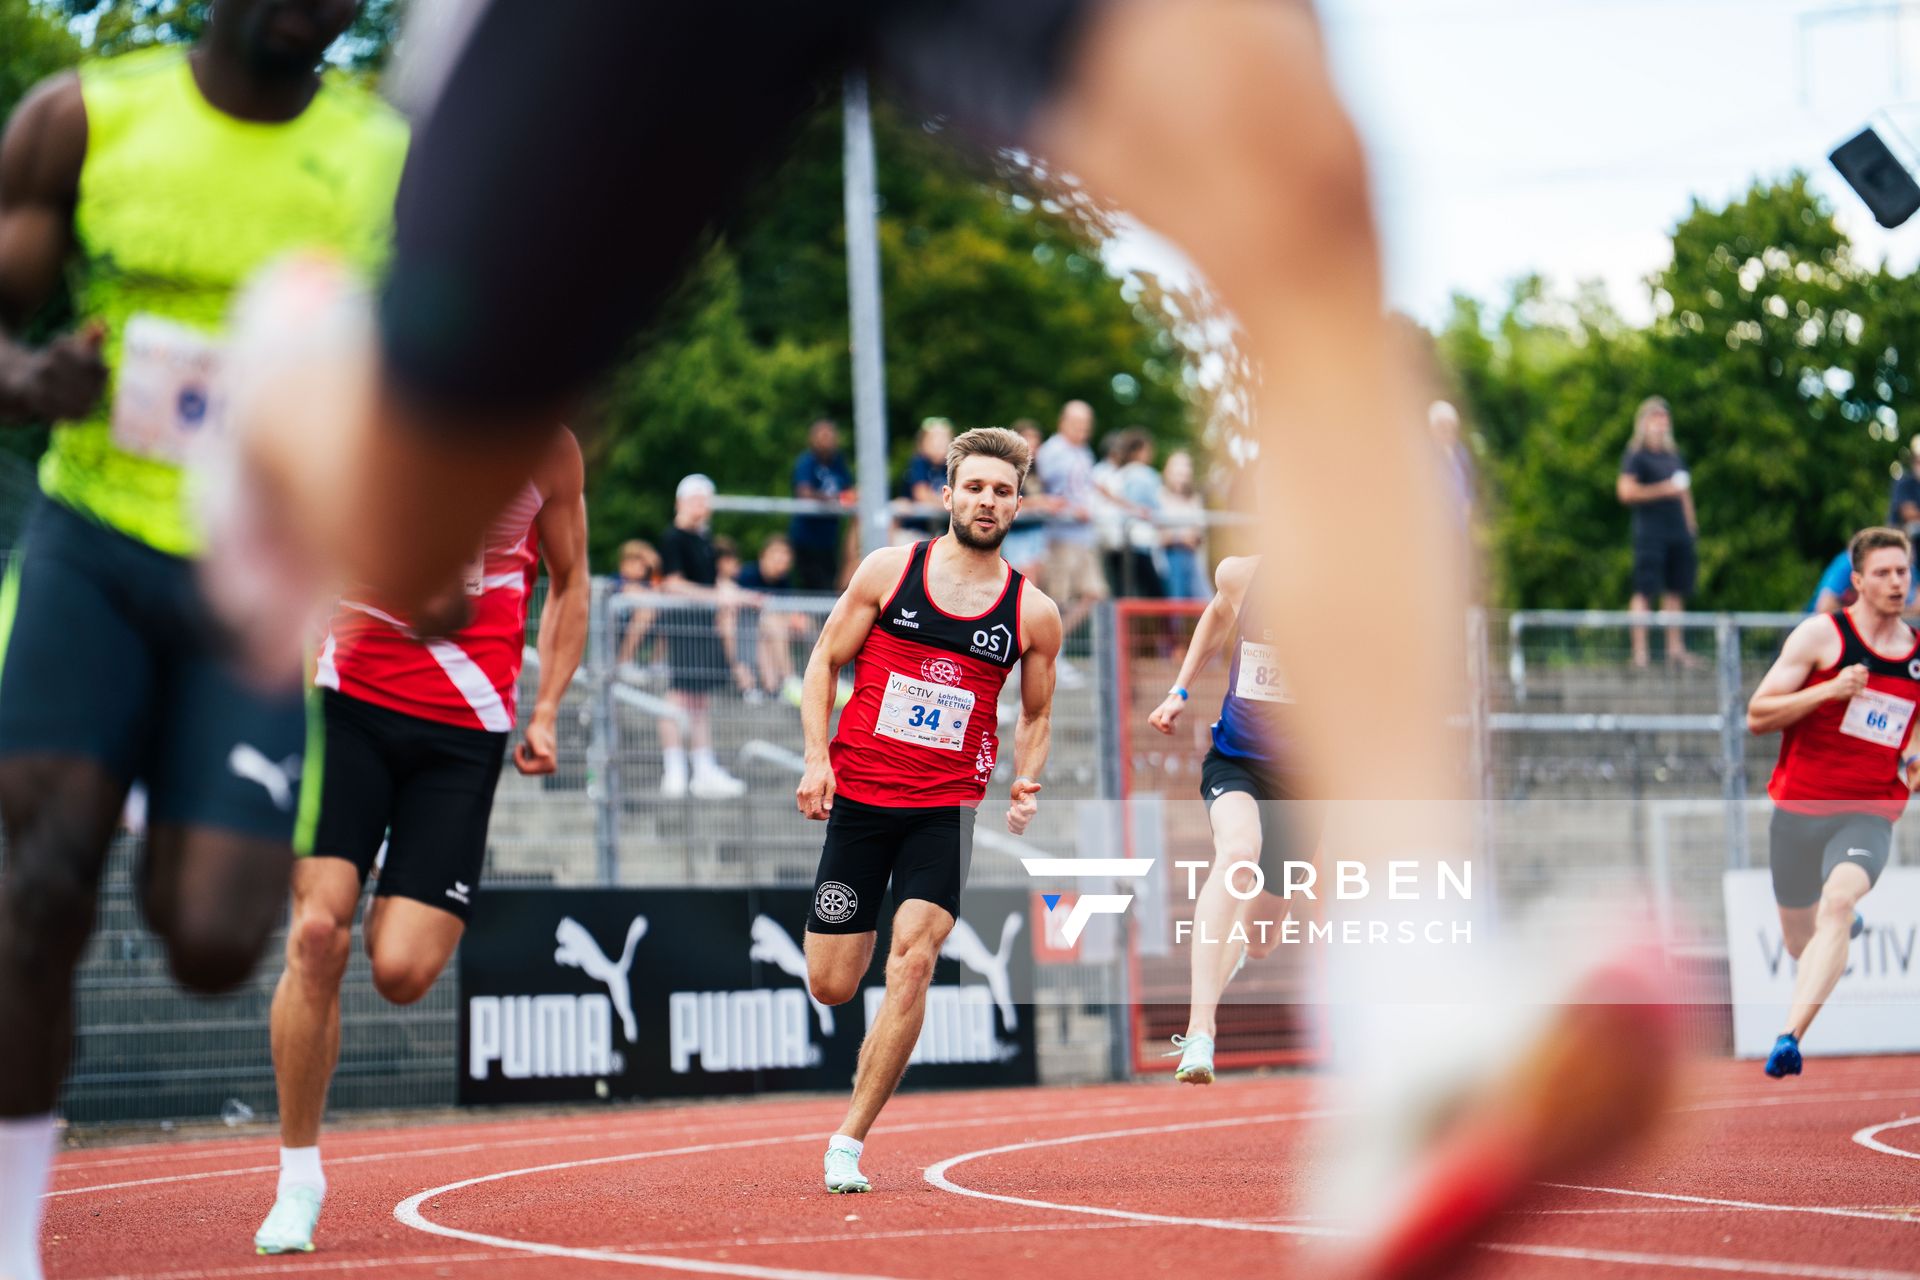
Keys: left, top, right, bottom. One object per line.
{"left": 58, "top": 596, "right": 1803, "bottom": 1124}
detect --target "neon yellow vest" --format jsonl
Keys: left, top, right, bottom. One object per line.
{"left": 42, "top": 48, "right": 408, "bottom": 555}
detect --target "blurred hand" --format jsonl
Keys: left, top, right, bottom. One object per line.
{"left": 514, "top": 712, "right": 559, "bottom": 776}
{"left": 409, "top": 581, "right": 473, "bottom": 638}
{"left": 796, "top": 757, "right": 836, "bottom": 820}
{"left": 1148, "top": 692, "right": 1186, "bottom": 735}
{"left": 1006, "top": 776, "right": 1041, "bottom": 835}
{"left": 2, "top": 323, "right": 107, "bottom": 421}
{"left": 1828, "top": 664, "right": 1870, "bottom": 701}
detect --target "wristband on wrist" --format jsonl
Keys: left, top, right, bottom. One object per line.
{"left": 1904, "top": 754, "right": 1919, "bottom": 775}
{"left": 1170, "top": 686, "right": 1189, "bottom": 701}
{"left": 1013, "top": 775, "right": 1038, "bottom": 788}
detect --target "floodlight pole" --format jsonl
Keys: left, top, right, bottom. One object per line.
{"left": 843, "top": 72, "right": 891, "bottom": 557}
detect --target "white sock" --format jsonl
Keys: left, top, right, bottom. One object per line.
{"left": 690, "top": 747, "right": 718, "bottom": 772}
{"left": 828, "top": 1134, "right": 863, "bottom": 1159}
{"left": 277, "top": 1145, "right": 325, "bottom": 1198}
{"left": 662, "top": 747, "right": 688, "bottom": 776}
{"left": 0, "top": 1114, "right": 57, "bottom": 1280}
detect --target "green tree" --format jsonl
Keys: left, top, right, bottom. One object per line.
{"left": 1443, "top": 174, "right": 1920, "bottom": 611}
{"left": 589, "top": 103, "right": 1197, "bottom": 560}
{"left": 45, "top": 0, "right": 403, "bottom": 70}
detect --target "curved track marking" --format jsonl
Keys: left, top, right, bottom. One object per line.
{"left": 393, "top": 1098, "right": 1294, "bottom": 1277}
{"left": 1854, "top": 1115, "right": 1920, "bottom": 1161}
{"left": 1541, "top": 1183, "right": 1920, "bottom": 1224}
{"left": 922, "top": 1109, "right": 1347, "bottom": 1240}
{"left": 52, "top": 1095, "right": 1196, "bottom": 1199}
{"left": 1481, "top": 1243, "right": 1920, "bottom": 1279}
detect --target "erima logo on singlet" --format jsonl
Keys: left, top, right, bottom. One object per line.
{"left": 892, "top": 611, "right": 922, "bottom": 630}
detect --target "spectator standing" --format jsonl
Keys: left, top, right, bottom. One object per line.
{"left": 1889, "top": 435, "right": 1920, "bottom": 536}
{"left": 1115, "top": 428, "right": 1165, "bottom": 597}
{"left": 1001, "top": 418, "right": 1054, "bottom": 580}
{"left": 1616, "top": 396, "right": 1700, "bottom": 669}
{"left": 1035, "top": 400, "right": 1111, "bottom": 639}
{"left": 896, "top": 417, "right": 952, "bottom": 538}
{"left": 1429, "top": 401, "right": 1476, "bottom": 531}
{"left": 659, "top": 475, "right": 753, "bottom": 797}
{"left": 789, "top": 418, "right": 854, "bottom": 591}
{"left": 1160, "top": 449, "right": 1208, "bottom": 600}
{"left": 1092, "top": 430, "right": 1131, "bottom": 593}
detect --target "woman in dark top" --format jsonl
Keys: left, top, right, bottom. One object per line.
{"left": 1616, "top": 396, "right": 1700, "bottom": 668}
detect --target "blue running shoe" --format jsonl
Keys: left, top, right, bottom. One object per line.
{"left": 1764, "top": 1032, "right": 1802, "bottom": 1078}
{"left": 1852, "top": 911, "right": 1864, "bottom": 940}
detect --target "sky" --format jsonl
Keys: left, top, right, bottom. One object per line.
{"left": 1107, "top": 0, "right": 1920, "bottom": 328}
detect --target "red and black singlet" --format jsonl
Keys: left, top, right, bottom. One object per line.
{"left": 1770, "top": 608, "right": 1920, "bottom": 821}
{"left": 831, "top": 538, "right": 1026, "bottom": 808}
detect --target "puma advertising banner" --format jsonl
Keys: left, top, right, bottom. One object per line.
{"left": 457, "top": 887, "right": 1037, "bottom": 1105}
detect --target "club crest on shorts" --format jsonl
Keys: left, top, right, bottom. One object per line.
{"left": 814, "top": 880, "right": 858, "bottom": 925}
{"left": 921, "top": 655, "right": 963, "bottom": 686}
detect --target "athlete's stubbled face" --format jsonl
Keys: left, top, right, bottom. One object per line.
{"left": 946, "top": 457, "right": 1022, "bottom": 552}
{"left": 1854, "top": 547, "right": 1912, "bottom": 616}
{"left": 219, "top": 0, "right": 358, "bottom": 76}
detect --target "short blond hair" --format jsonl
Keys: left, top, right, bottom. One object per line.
{"left": 1851, "top": 526, "right": 1912, "bottom": 570}
{"left": 946, "top": 426, "right": 1031, "bottom": 488}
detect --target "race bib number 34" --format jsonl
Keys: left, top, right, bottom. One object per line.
{"left": 1841, "top": 687, "right": 1916, "bottom": 749}
{"left": 1234, "top": 641, "right": 1292, "bottom": 704}
{"left": 110, "top": 314, "right": 226, "bottom": 464}
{"left": 875, "top": 672, "right": 974, "bottom": 752}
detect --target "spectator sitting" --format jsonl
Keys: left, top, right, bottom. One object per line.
{"left": 1159, "top": 448, "right": 1207, "bottom": 600}
{"left": 789, "top": 417, "right": 854, "bottom": 592}
{"left": 895, "top": 417, "right": 952, "bottom": 538}
{"left": 615, "top": 538, "right": 663, "bottom": 667}
{"left": 1036, "top": 399, "right": 1110, "bottom": 649}
{"left": 658, "top": 475, "right": 759, "bottom": 798}
{"left": 737, "top": 535, "right": 806, "bottom": 702}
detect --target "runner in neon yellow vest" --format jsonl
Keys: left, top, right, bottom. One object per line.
{"left": 0, "top": 5, "right": 404, "bottom": 1274}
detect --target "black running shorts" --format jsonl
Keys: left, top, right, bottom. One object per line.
{"left": 807, "top": 794, "right": 975, "bottom": 934}
{"left": 1768, "top": 808, "right": 1892, "bottom": 910}
{"left": 1199, "top": 746, "right": 1320, "bottom": 875}
{"left": 300, "top": 689, "right": 508, "bottom": 921}
{"left": 0, "top": 498, "right": 305, "bottom": 841}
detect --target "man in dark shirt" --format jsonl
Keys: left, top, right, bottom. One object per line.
{"left": 1616, "top": 396, "right": 1699, "bottom": 668}
{"left": 1888, "top": 435, "right": 1920, "bottom": 534}
{"left": 659, "top": 475, "right": 754, "bottom": 797}
{"left": 790, "top": 419, "right": 855, "bottom": 592}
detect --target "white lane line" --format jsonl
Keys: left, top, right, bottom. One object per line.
{"left": 1682, "top": 1089, "right": 1920, "bottom": 1113}
{"left": 1854, "top": 1115, "right": 1920, "bottom": 1161}
{"left": 922, "top": 1110, "right": 1346, "bottom": 1240}
{"left": 393, "top": 1098, "right": 1324, "bottom": 1279}
{"left": 1482, "top": 1242, "right": 1920, "bottom": 1279}
{"left": 1542, "top": 1183, "right": 1920, "bottom": 1224}
{"left": 66, "top": 1252, "right": 509, "bottom": 1280}
{"left": 50, "top": 1094, "right": 1221, "bottom": 1199}
{"left": 594, "top": 1220, "right": 1159, "bottom": 1252}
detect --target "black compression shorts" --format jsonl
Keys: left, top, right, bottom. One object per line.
{"left": 301, "top": 689, "right": 508, "bottom": 921}
{"left": 381, "top": 0, "right": 1092, "bottom": 419}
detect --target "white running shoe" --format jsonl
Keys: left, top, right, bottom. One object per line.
{"left": 823, "top": 1146, "right": 871, "bottom": 1193}
{"left": 254, "top": 1185, "right": 323, "bottom": 1255}
{"left": 1167, "top": 1032, "right": 1216, "bottom": 1084}
{"left": 660, "top": 768, "right": 689, "bottom": 799}
{"left": 689, "top": 765, "right": 746, "bottom": 799}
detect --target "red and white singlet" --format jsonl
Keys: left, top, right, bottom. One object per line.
{"left": 1769, "top": 608, "right": 1920, "bottom": 821}
{"left": 315, "top": 480, "right": 544, "bottom": 733}
{"left": 831, "top": 538, "right": 1026, "bottom": 808}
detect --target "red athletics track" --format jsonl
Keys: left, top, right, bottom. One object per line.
{"left": 40, "top": 1054, "right": 1920, "bottom": 1280}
